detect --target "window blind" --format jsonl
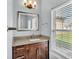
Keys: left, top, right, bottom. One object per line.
{"left": 55, "top": 4, "right": 72, "bottom": 50}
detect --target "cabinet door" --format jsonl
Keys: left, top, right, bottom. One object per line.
{"left": 45, "top": 42, "right": 49, "bottom": 59}
{"left": 37, "top": 45, "right": 46, "bottom": 59}
{"left": 37, "top": 42, "right": 48, "bottom": 59}
{"left": 29, "top": 45, "right": 37, "bottom": 59}
{"left": 25, "top": 45, "right": 29, "bottom": 59}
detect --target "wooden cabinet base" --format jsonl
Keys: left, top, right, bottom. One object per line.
{"left": 12, "top": 41, "right": 49, "bottom": 59}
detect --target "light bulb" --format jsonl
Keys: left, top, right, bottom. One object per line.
{"left": 33, "top": 1, "right": 37, "bottom": 5}
{"left": 24, "top": 0, "right": 37, "bottom": 9}
{"left": 24, "top": 0, "right": 27, "bottom": 3}
{"left": 29, "top": 0, "right": 32, "bottom": 4}
{"left": 33, "top": 1, "right": 37, "bottom": 8}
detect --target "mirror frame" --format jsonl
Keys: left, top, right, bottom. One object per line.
{"left": 17, "top": 11, "right": 39, "bottom": 31}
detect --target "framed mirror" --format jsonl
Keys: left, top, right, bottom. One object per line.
{"left": 17, "top": 11, "right": 39, "bottom": 31}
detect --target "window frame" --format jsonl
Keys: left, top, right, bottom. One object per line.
{"left": 51, "top": 1, "right": 72, "bottom": 50}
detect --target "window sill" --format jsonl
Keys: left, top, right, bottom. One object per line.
{"left": 51, "top": 47, "right": 72, "bottom": 59}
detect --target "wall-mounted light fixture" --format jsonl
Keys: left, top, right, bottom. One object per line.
{"left": 24, "top": 0, "right": 37, "bottom": 9}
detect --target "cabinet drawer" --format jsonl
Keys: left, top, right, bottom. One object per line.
{"left": 14, "top": 46, "right": 25, "bottom": 57}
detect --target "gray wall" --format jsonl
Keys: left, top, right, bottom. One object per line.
{"left": 7, "top": 0, "right": 69, "bottom": 59}
{"left": 40, "top": 0, "right": 69, "bottom": 36}
{"left": 7, "top": 0, "right": 13, "bottom": 27}
{"left": 13, "top": 0, "right": 41, "bottom": 37}
{"left": 7, "top": 0, "right": 41, "bottom": 59}
{"left": 7, "top": 31, "right": 13, "bottom": 59}
{"left": 40, "top": 0, "right": 70, "bottom": 59}
{"left": 7, "top": 0, "right": 13, "bottom": 59}
{"left": 8, "top": 0, "right": 68, "bottom": 37}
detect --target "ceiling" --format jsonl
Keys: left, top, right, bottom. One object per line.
{"left": 41, "top": 0, "right": 70, "bottom": 9}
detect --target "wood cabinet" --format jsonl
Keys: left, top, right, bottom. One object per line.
{"left": 12, "top": 41, "right": 49, "bottom": 59}
{"left": 12, "top": 45, "right": 26, "bottom": 59}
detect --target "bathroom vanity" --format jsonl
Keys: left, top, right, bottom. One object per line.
{"left": 12, "top": 35, "right": 49, "bottom": 59}
{"left": 12, "top": 11, "right": 49, "bottom": 59}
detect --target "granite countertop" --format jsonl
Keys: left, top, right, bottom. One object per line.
{"left": 12, "top": 35, "right": 50, "bottom": 47}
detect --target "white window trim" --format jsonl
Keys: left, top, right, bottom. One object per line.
{"left": 50, "top": 0, "right": 72, "bottom": 58}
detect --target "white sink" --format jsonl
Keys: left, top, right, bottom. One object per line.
{"left": 29, "top": 39, "right": 40, "bottom": 41}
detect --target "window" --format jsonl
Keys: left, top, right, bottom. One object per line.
{"left": 51, "top": 3, "right": 72, "bottom": 50}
